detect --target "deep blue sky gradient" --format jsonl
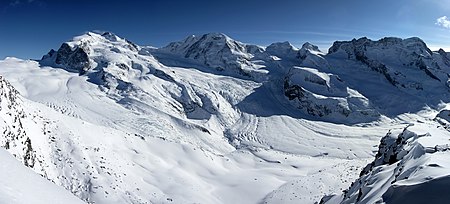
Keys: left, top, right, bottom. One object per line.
{"left": 1, "top": 0, "right": 450, "bottom": 59}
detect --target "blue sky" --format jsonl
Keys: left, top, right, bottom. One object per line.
{"left": 1, "top": 0, "right": 450, "bottom": 59}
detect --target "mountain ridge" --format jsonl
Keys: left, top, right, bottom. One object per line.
{"left": 1, "top": 31, "right": 450, "bottom": 204}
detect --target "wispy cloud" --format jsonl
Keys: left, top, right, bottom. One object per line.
{"left": 9, "top": 0, "right": 20, "bottom": 6}
{"left": 8, "top": 0, "right": 37, "bottom": 7}
{"left": 436, "top": 16, "right": 450, "bottom": 29}
{"left": 2, "top": 0, "right": 44, "bottom": 13}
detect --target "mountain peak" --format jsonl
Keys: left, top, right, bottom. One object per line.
{"left": 329, "top": 36, "right": 432, "bottom": 56}
{"left": 100, "top": 31, "right": 120, "bottom": 42}
{"left": 161, "top": 32, "right": 241, "bottom": 53}
{"left": 299, "top": 42, "right": 322, "bottom": 56}
{"left": 159, "top": 33, "right": 261, "bottom": 77}
{"left": 40, "top": 31, "right": 140, "bottom": 74}
{"left": 267, "top": 41, "right": 297, "bottom": 50}
{"left": 301, "top": 42, "right": 320, "bottom": 51}
{"left": 199, "top": 32, "right": 230, "bottom": 40}
{"left": 265, "top": 41, "right": 298, "bottom": 59}
{"left": 327, "top": 36, "right": 446, "bottom": 92}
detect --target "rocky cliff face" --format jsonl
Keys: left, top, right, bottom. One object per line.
{"left": 42, "top": 41, "right": 91, "bottom": 74}
{"left": 55, "top": 43, "right": 90, "bottom": 74}
{"left": 435, "top": 109, "right": 450, "bottom": 130}
{"left": 0, "top": 76, "right": 46, "bottom": 174}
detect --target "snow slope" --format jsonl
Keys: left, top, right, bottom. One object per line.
{"left": 0, "top": 53, "right": 379, "bottom": 204}
{"left": 322, "top": 121, "right": 450, "bottom": 204}
{"left": 0, "top": 148, "right": 84, "bottom": 204}
{"left": 1, "top": 32, "right": 450, "bottom": 204}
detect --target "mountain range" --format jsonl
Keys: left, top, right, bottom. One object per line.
{"left": 1, "top": 31, "right": 450, "bottom": 204}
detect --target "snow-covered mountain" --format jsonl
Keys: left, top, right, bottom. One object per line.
{"left": 158, "top": 33, "right": 267, "bottom": 78}
{"left": 328, "top": 37, "right": 448, "bottom": 90}
{"left": 266, "top": 41, "right": 299, "bottom": 59}
{"left": 1, "top": 31, "right": 450, "bottom": 204}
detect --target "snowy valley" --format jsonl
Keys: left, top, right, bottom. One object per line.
{"left": 1, "top": 31, "right": 450, "bottom": 204}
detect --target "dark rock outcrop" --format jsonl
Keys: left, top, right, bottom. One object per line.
{"left": 42, "top": 42, "right": 91, "bottom": 74}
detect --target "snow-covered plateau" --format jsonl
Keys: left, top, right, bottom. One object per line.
{"left": 1, "top": 31, "right": 450, "bottom": 204}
